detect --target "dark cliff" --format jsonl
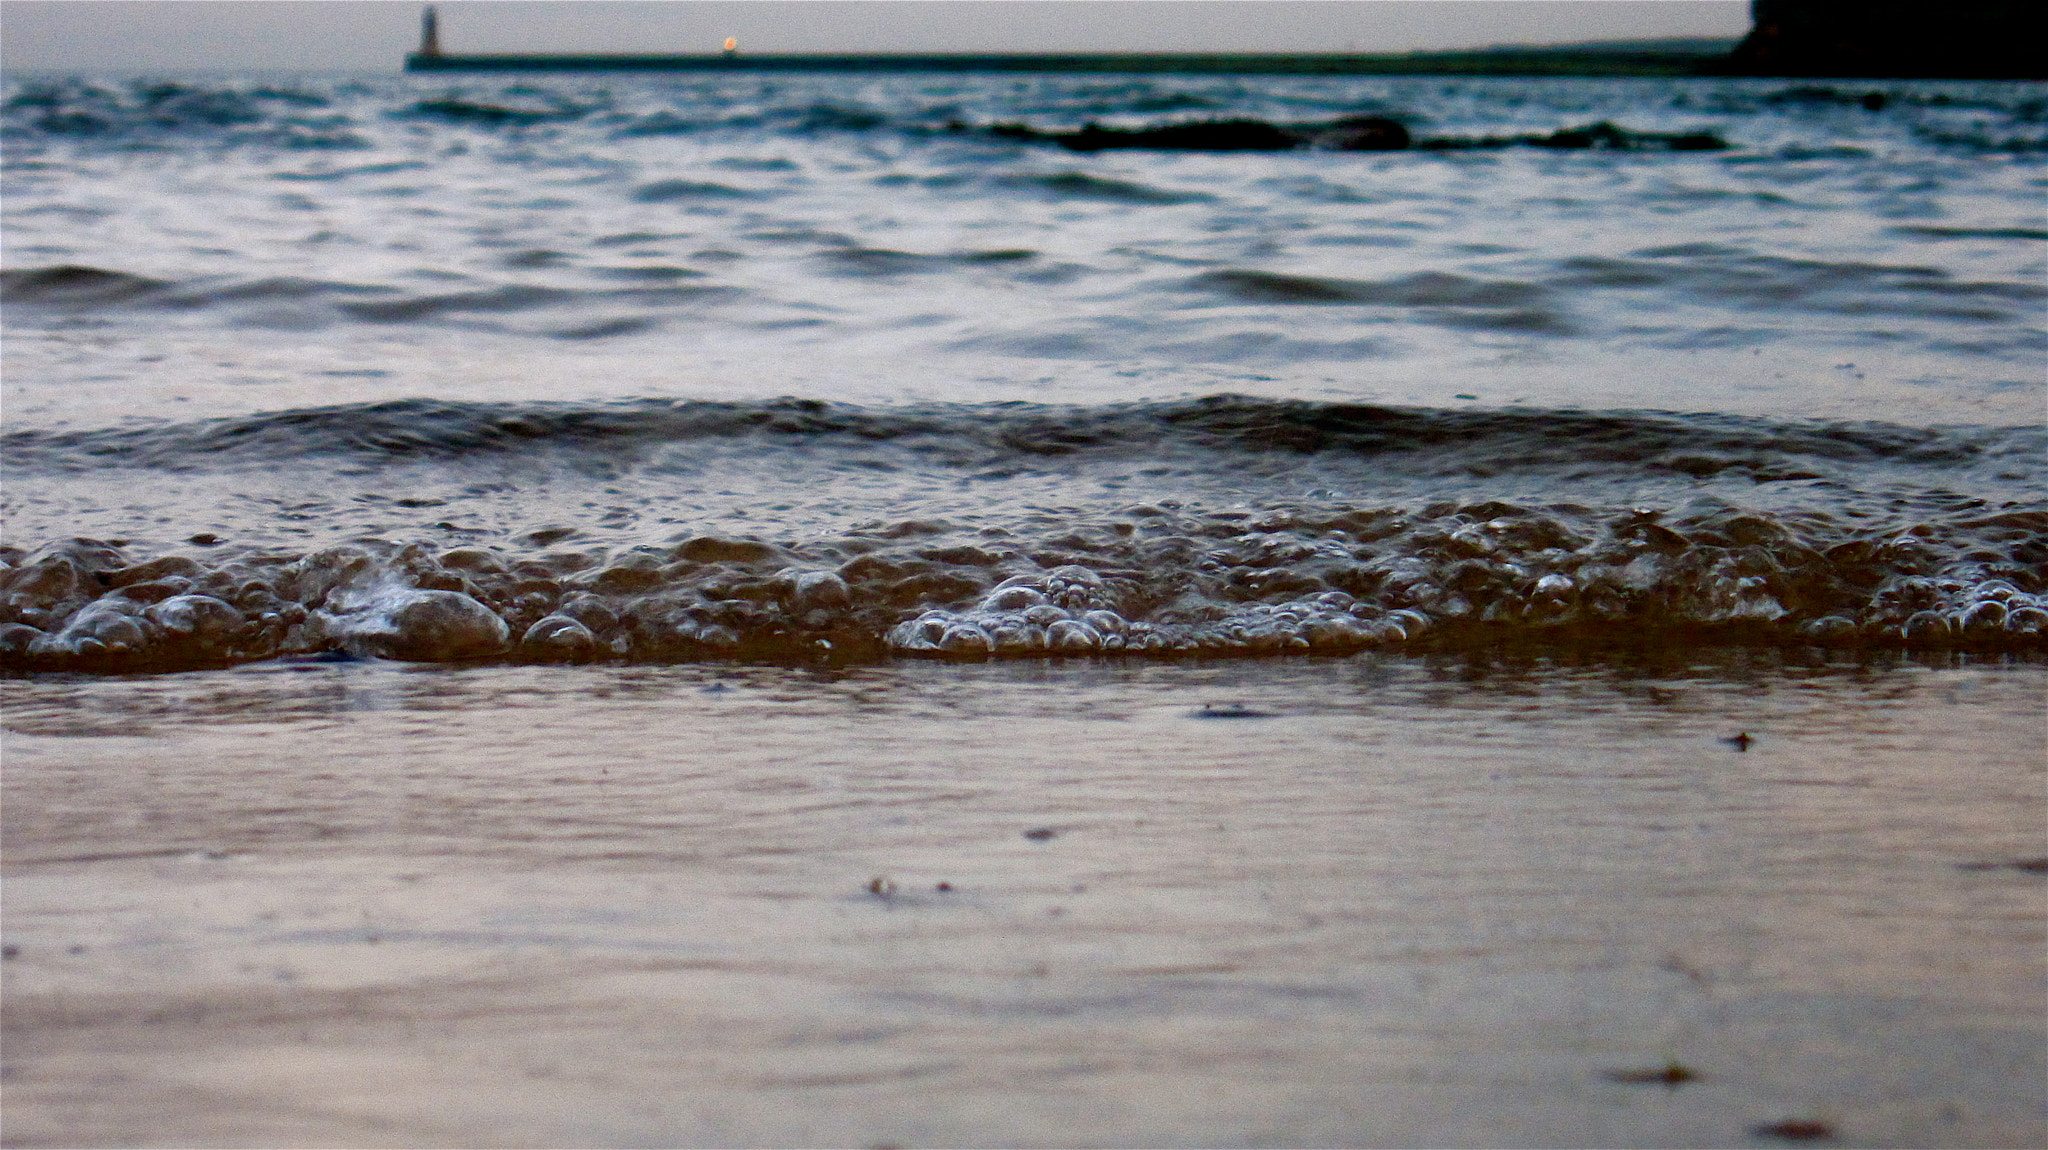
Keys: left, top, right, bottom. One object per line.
{"left": 1729, "top": 0, "right": 2045, "bottom": 78}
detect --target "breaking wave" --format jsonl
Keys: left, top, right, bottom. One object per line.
{"left": 3, "top": 397, "right": 2042, "bottom": 672}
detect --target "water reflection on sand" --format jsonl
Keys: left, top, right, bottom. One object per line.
{"left": 4, "top": 652, "right": 2042, "bottom": 1147}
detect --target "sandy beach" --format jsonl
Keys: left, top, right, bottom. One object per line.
{"left": 4, "top": 653, "right": 2041, "bottom": 1147}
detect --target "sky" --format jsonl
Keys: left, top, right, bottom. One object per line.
{"left": 1, "top": 2, "right": 1752, "bottom": 72}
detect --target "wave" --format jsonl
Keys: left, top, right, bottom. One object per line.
{"left": 3, "top": 79, "right": 371, "bottom": 148}
{"left": 9, "top": 76, "right": 2045, "bottom": 154}
{"left": 401, "top": 97, "right": 585, "bottom": 127}
{"left": 13, "top": 248, "right": 2033, "bottom": 349}
{"left": 1, "top": 264, "right": 741, "bottom": 336}
{"left": 1192, "top": 269, "right": 1411, "bottom": 305}
{"left": 1545, "top": 251, "right": 2048, "bottom": 323}
{"left": 990, "top": 172, "right": 1213, "bottom": 204}
{"left": 3, "top": 397, "right": 2042, "bottom": 671}
{"left": 817, "top": 246, "right": 1041, "bottom": 277}
{"left": 2, "top": 495, "right": 2041, "bottom": 673}
{"left": 0, "top": 264, "right": 171, "bottom": 304}
{"left": 630, "top": 178, "right": 769, "bottom": 202}
{"left": 3, "top": 395, "right": 2025, "bottom": 472}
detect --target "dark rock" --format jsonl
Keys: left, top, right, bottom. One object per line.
{"left": 970, "top": 116, "right": 1718, "bottom": 154}
{"left": 1057, "top": 118, "right": 1300, "bottom": 152}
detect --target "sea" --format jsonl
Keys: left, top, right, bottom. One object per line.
{"left": 1, "top": 71, "right": 2044, "bottom": 668}
{"left": 2, "top": 69, "right": 2044, "bottom": 1147}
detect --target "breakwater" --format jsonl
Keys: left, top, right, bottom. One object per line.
{"left": 404, "top": 46, "right": 1734, "bottom": 77}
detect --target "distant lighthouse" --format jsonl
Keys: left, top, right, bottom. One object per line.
{"left": 420, "top": 6, "right": 442, "bottom": 57}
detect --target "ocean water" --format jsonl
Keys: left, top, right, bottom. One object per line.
{"left": 3, "top": 70, "right": 2045, "bottom": 1148}
{"left": 2, "top": 71, "right": 2044, "bottom": 670}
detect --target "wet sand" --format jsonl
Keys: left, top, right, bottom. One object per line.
{"left": 3, "top": 653, "right": 2043, "bottom": 1148}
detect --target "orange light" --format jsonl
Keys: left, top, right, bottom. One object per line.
{"left": 723, "top": 37, "right": 738, "bottom": 53}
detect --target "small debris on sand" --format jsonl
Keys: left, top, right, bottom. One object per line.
{"left": 1023, "top": 827, "right": 1058, "bottom": 841}
{"left": 1659, "top": 954, "right": 1709, "bottom": 982}
{"left": 1603, "top": 1062, "right": 1698, "bottom": 1086}
{"left": 1752, "top": 1118, "right": 1836, "bottom": 1141}
{"left": 1957, "top": 857, "right": 2048, "bottom": 873}
{"left": 1194, "top": 702, "right": 1277, "bottom": 719}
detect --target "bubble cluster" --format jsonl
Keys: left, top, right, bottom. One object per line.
{"left": 889, "top": 570, "right": 1414, "bottom": 656}
{"left": 2, "top": 500, "right": 2042, "bottom": 672}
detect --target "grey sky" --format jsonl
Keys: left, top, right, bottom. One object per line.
{"left": 1, "top": 2, "right": 1751, "bottom": 73}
